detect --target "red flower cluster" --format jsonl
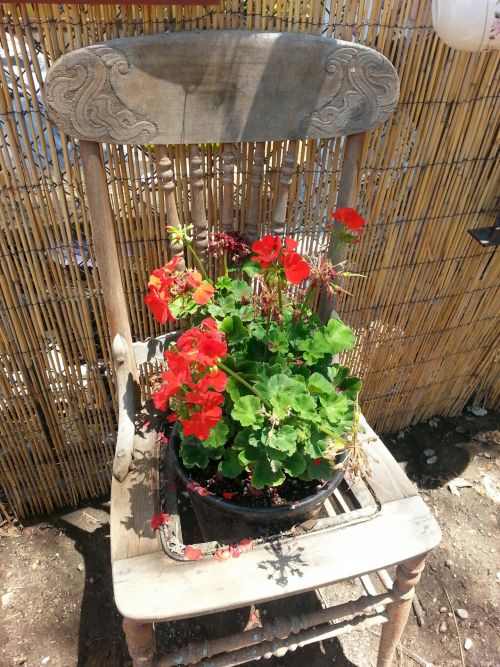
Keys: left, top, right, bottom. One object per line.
{"left": 152, "top": 318, "right": 228, "bottom": 441}
{"left": 331, "top": 208, "right": 366, "bottom": 234}
{"left": 251, "top": 236, "right": 311, "bottom": 285}
{"left": 145, "top": 256, "right": 214, "bottom": 324}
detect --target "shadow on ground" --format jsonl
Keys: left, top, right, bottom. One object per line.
{"left": 53, "top": 500, "right": 357, "bottom": 667}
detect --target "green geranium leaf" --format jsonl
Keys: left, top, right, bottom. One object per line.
{"left": 251, "top": 454, "right": 286, "bottom": 489}
{"left": 266, "top": 328, "right": 289, "bottom": 354}
{"left": 179, "top": 441, "right": 210, "bottom": 469}
{"left": 296, "top": 338, "right": 325, "bottom": 365}
{"left": 321, "top": 318, "right": 356, "bottom": 354}
{"left": 282, "top": 451, "right": 307, "bottom": 476}
{"left": 238, "top": 444, "right": 261, "bottom": 467}
{"left": 226, "top": 377, "right": 242, "bottom": 402}
{"left": 254, "top": 374, "right": 292, "bottom": 416}
{"left": 206, "top": 302, "right": 225, "bottom": 318}
{"left": 229, "top": 280, "right": 252, "bottom": 301}
{"left": 304, "top": 431, "right": 328, "bottom": 458}
{"left": 219, "top": 315, "right": 249, "bottom": 344}
{"left": 232, "top": 395, "right": 264, "bottom": 427}
{"left": 290, "top": 392, "right": 317, "bottom": 418}
{"left": 202, "top": 420, "right": 229, "bottom": 448}
{"left": 297, "top": 319, "right": 355, "bottom": 365}
{"left": 302, "top": 456, "right": 335, "bottom": 481}
{"left": 337, "top": 377, "right": 362, "bottom": 399}
{"left": 308, "top": 372, "right": 334, "bottom": 395}
{"left": 249, "top": 323, "right": 267, "bottom": 340}
{"left": 216, "top": 275, "right": 233, "bottom": 290}
{"left": 321, "top": 393, "right": 350, "bottom": 425}
{"left": 208, "top": 445, "right": 225, "bottom": 460}
{"left": 267, "top": 425, "right": 297, "bottom": 455}
{"left": 242, "top": 260, "right": 262, "bottom": 278}
{"left": 218, "top": 448, "right": 244, "bottom": 478}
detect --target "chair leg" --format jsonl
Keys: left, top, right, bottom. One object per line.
{"left": 377, "top": 553, "right": 427, "bottom": 667}
{"left": 123, "top": 617, "right": 157, "bottom": 667}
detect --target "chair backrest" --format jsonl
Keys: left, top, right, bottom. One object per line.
{"left": 43, "top": 31, "right": 398, "bottom": 433}
{"left": 44, "top": 31, "right": 398, "bottom": 145}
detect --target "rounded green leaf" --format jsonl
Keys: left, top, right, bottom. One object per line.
{"left": 218, "top": 449, "right": 244, "bottom": 479}
{"left": 231, "top": 395, "right": 263, "bottom": 427}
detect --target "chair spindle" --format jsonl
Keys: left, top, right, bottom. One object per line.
{"left": 272, "top": 140, "right": 296, "bottom": 237}
{"left": 189, "top": 144, "right": 209, "bottom": 263}
{"left": 246, "top": 141, "right": 265, "bottom": 243}
{"left": 158, "top": 149, "right": 185, "bottom": 269}
{"left": 221, "top": 143, "right": 235, "bottom": 233}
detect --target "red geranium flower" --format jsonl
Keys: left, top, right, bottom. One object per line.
{"left": 150, "top": 511, "right": 170, "bottom": 531}
{"left": 192, "top": 281, "right": 215, "bottom": 305}
{"left": 331, "top": 208, "right": 366, "bottom": 233}
{"left": 195, "top": 368, "right": 227, "bottom": 392}
{"left": 181, "top": 404, "right": 222, "bottom": 440}
{"left": 152, "top": 374, "right": 181, "bottom": 411}
{"left": 197, "top": 333, "right": 227, "bottom": 366}
{"left": 184, "top": 390, "right": 224, "bottom": 407}
{"left": 283, "top": 251, "right": 311, "bottom": 284}
{"left": 144, "top": 291, "right": 175, "bottom": 324}
{"left": 163, "top": 350, "right": 191, "bottom": 383}
{"left": 251, "top": 235, "right": 282, "bottom": 267}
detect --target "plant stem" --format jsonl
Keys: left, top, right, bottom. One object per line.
{"left": 277, "top": 276, "right": 284, "bottom": 315}
{"left": 302, "top": 285, "right": 316, "bottom": 311}
{"left": 223, "top": 251, "right": 229, "bottom": 277}
{"left": 218, "top": 362, "right": 272, "bottom": 408}
{"left": 185, "top": 239, "right": 210, "bottom": 281}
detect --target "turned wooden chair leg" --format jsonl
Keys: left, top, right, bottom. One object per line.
{"left": 123, "top": 618, "right": 157, "bottom": 667}
{"left": 377, "top": 553, "right": 427, "bottom": 667}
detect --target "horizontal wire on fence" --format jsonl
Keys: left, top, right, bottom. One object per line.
{"left": 353, "top": 316, "right": 499, "bottom": 345}
{"left": 345, "top": 284, "right": 500, "bottom": 314}
{"left": 371, "top": 208, "right": 498, "bottom": 228}
{"left": 397, "top": 93, "right": 500, "bottom": 106}
{"left": 364, "top": 373, "right": 479, "bottom": 401}
{"left": 364, "top": 343, "right": 495, "bottom": 376}
{"left": 374, "top": 396, "right": 475, "bottom": 420}
{"left": 372, "top": 251, "right": 496, "bottom": 273}
{"left": 1, "top": 12, "right": 435, "bottom": 31}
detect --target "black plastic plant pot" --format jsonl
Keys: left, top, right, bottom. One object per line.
{"left": 170, "top": 423, "right": 348, "bottom": 544}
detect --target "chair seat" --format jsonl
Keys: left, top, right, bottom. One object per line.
{"left": 110, "top": 413, "right": 441, "bottom": 623}
{"left": 112, "top": 493, "right": 440, "bottom": 623}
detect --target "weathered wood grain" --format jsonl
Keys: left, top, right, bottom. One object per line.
{"left": 360, "top": 416, "right": 418, "bottom": 503}
{"left": 44, "top": 31, "right": 399, "bottom": 145}
{"left": 110, "top": 424, "right": 160, "bottom": 562}
{"left": 79, "top": 141, "right": 138, "bottom": 380}
{"left": 112, "top": 334, "right": 137, "bottom": 482}
{"left": 112, "top": 495, "right": 441, "bottom": 622}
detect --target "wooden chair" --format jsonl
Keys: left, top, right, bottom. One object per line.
{"left": 44, "top": 31, "right": 441, "bottom": 666}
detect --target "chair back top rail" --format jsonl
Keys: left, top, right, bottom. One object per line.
{"left": 43, "top": 31, "right": 399, "bottom": 145}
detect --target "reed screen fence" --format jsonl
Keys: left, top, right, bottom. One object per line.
{"left": 0, "top": 1, "right": 498, "bottom": 519}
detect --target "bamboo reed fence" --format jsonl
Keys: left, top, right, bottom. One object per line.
{"left": 0, "top": 1, "right": 498, "bottom": 520}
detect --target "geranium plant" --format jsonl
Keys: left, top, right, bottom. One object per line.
{"left": 146, "top": 209, "right": 365, "bottom": 492}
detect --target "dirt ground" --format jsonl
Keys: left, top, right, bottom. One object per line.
{"left": 0, "top": 408, "right": 499, "bottom": 667}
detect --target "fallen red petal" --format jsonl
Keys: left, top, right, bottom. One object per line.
{"left": 184, "top": 545, "right": 203, "bottom": 561}
{"left": 150, "top": 511, "right": 170, "bottom": 531}
{"left": 214, "top": 548, "right": 231, "bottom": 562}
{"left": 239, "top": 538, "right": 253, "bottom": 549}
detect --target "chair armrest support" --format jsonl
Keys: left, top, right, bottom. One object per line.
{"left": 112, "top": 333, "right": 137, "bottom": 481}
